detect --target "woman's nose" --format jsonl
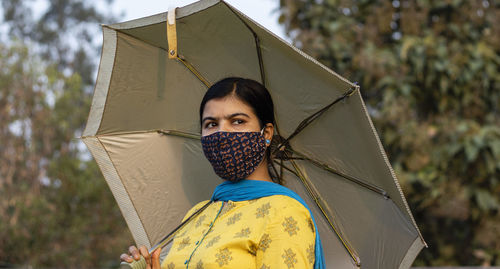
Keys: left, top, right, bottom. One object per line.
{"left": 218, "top": 121, "right": 231, "bottom": 132}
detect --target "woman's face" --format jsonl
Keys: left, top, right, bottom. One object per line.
{"left": 201, "top": 95, "right": 262, "bottom": 137}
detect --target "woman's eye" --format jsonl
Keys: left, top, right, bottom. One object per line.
{"left": 233, "top": 119, "right": 244, "bottom": 125}
{"left": 205, "top": 122, "right": 216, "bottom": 128}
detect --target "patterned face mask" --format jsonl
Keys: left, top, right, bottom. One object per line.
{"left": 201, "top": 129, "right": 267, "bottom": 182}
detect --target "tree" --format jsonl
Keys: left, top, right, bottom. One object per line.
{"left": 278, "top": 0, "right": 499, "bottom": 266}
{"left": 0, "top": 1, "right": 133, "bottom": 267}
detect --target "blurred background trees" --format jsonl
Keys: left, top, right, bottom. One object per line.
{"left": 0, "top": 0, "right": 498, "bottom": 267}
{"left": 0, "top": 0, "right": 132, "bottom": 267}
{"left": 277, "top": 0, "right": 499, "bottom": 266}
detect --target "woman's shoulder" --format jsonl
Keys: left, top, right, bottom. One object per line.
{"left": 181, "top": 199, "right": 211, "bottom": 222}
{"left": 257, "top": 195, "right": 312, "bottom": 217}
{"left": 257, "top": 195, "right": 317, "bottom": 236}
{"left": 259, "top": 194, "right": 307, "bottom": 207}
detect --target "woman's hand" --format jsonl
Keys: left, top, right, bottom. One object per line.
{"left": 120, "top": 245, "right": 162, "bottom": 269}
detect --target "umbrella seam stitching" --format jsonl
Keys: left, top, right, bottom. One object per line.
{"left": 84, "top": 27, "right": 116, "bottom": 136}
{"left": 95, "top": 29, "right": 119, "bottom": 135}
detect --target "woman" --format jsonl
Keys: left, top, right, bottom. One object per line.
{"left": 120, "top": 77, "right": 325, "bottom": 269}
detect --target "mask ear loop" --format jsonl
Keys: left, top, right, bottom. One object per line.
{"left": 261, "top": 126, "right": 271, "bottom": 145}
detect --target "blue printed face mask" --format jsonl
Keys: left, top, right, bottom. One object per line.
{"left": 201, "top": 129, "right": 267, "bottom": 182}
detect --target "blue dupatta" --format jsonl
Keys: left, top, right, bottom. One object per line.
{"left": 211, "top": 179, "right": 326, "bottom": 269}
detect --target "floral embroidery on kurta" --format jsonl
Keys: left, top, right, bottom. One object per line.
{"left": 260, "top": 264, "right": 270, "bottom": 269}
{"left": 282, "top": 248, "right": 298, "bottom": 268}
{"left": 215, "top": 248, "right": 233, "bottom": 266}
{"left": 282, "top": 216, "right": 300, "bottom": 236}
{"left": 167, "top": 262, "right": 175, "bottom": 269}
{"left": 307, "top": 244, "right": 315, "bottom": 264}
{"left": 205, "top": 235, "right": 221, "bottom": 248}
{"left": 249, "top": 243, "right": 258, "bottom": 255}
{"left": 306, "top": 217, "right": 315, "bottom": 233}
{"left": 255, "top": 202, "right": 271, "bottom": 218}
{"left": 177, "top": 236, "right": 190, "bottom": 251}
{"left": 258, "top": 233, "right": 272, "bottom": 252}
{"left": 226, "top": 212, "right": 242, "bottom": 226}
{"left": 195, "top": 260, "right": 204, "bottom": 269}
{"left": 195, "top": 215, "right": 207, "bottom": 228}
{"left": 234, "top": 227, "right": 251, "bottom": 238}
{"left": 220, "top": 201, "right": 236, "bottom": 215}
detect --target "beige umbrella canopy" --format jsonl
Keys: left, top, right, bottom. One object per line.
{"left": 81, "top": 0, "right": 426, "bottom": 268}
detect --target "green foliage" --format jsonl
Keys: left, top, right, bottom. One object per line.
{"left": 1, "top": 0, "right": 117, "bottom": 86}
{"left": 0, "top": 1, "right": 132, "bottom": 267}
{"left": 0, "top": 42, "right": 132, "bottom": 267}
{"left": 279, "top": 0, "right": 499, "bottom": 266}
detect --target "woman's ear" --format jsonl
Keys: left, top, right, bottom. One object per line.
{"left": 263, "top": 123, "right": 274, "bottom": 146}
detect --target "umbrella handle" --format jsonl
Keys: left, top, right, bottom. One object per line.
{"left": 119, "top": 256, "right": 146, "bottom": 269}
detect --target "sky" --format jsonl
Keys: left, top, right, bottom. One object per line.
{"left": 109, "top": 0, "right": 287, "bottom": 40}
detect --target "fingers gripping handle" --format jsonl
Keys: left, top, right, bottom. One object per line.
{"left": 120, "top": 256, "right": 147, "bottom": 269}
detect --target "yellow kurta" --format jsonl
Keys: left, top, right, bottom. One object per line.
{"left": 161, "top": 195, "right": 316, "bottom": 269}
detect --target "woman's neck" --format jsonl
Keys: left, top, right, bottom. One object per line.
{"left": 245, "top": 160, "right": 273, "bottom": 182}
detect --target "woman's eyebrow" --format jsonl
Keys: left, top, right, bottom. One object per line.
{"left": 201, "top": 116, "right": 216, "bottom": 124}
{"left": 202, "top": 113, "right": 250, "bottom": 124}
{"left": 226, "top": 113, "right": 250, "bottom": 119}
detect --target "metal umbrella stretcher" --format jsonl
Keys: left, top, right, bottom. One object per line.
{"left": 81, "top": 1, "right": 427, "bottom": 268}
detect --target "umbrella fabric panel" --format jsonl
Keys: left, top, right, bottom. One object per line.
{"left": 229, "top": 1, "right": 356, "bottom": 137}
{"left": 116, "top": 2, "right": 263, "bottom": 87}
{"left": 82, "top": 136, "right": 151, "bottom": 248}
{"left": 284, "top": 169, "right": 360, "bottom": 269}
{"left": 289, "top": 91, "right": 409, "bottom": 212}
{"left": 96, "top": 31, "right": 206, "bottom": 135}
{"left": 173, "top": 2, "right": 262, "bottom": 84}
{"left": 293, "top": 159, "right": 422, "bottom": 268}
{"left": 98, "top": 132, "right": 220, "bottom": 244}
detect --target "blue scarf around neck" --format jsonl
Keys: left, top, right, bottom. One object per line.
{"left": 211, "top": 179, "right": 326, "bottom": 269}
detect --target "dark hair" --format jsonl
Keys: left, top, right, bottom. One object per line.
{"left": 199, "top": 77, "right": 280, "bottom": 184}
{"left": 199, "top": 77, "right": 275, "bottom": 128}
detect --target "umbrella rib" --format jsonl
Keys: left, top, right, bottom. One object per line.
{"left": 273, "top": 87, "right": 356, "bottom": 155}
{"left": 82, "top": 129, "right": 202, "bottom": 140}
{"left": 292, "top": 150, "right": 390, "bottom": 198}
{"left": 110, "top": 28, "right": 211, "bottom": 88}
{"left": 148, "top": 201, "right": 213, "bottom": 253}
{"left": 280, "top": 157, "right": 284, "bottom": 184}
{"left": 284, "top": 158, "right": 361, "bottom": 266}
{"left": 222, "top": 2, "right": 266, "bottom": 86}
{"left": 176, "top": 55, "right": 212, "bottom": 88}
{"left": 157, "top": 129, "right": 201, "bottom": 140}
{"left": 273, "top": 160, "right": 299, "bottom": 177}
{"left": 269, "top": 159, "right": 282, "bottom": 185}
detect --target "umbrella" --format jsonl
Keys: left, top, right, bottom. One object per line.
{"left": 81, "top": 0, "right": 426, "bottom": 268}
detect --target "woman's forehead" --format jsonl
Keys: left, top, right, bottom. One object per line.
{"left": 202, "top": 96, "right": 256, "bottom": 117}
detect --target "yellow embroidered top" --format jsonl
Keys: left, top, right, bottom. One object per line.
{"left": 161, "top": 195, "right": 316, "bottom": 269}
